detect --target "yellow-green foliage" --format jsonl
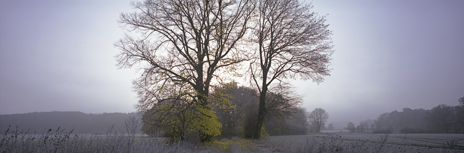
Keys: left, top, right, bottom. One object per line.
{"left": 261, "top": 126, "right": 269, "bottom": 138}
{"left": 211, "top": 84, "right": 236, "bottom": 110}
{"left": 186, "top": 105, "right": 222, "bottom": 139}
{"left": 149, "top": 102, "right": 221, "bottom": 141}
{"left": 207, "top": 141, "right": 233, "bottom": 150}
{"left": 205, "top": 139, "right": 254, "bottom": 151}
{"left": 210, "top": 83, "right": 242, "bottom": 137}
{"left": 155, "top": 103, "right": 183, "bottom": 138}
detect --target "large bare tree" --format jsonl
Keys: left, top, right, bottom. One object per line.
{"left": 116, "top": 0, "right": 254, "bottom": 141}
{"left": 249, "top": 0, "right": 333, "bottom": 139}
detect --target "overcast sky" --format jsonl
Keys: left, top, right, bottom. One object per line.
{"left": 1, "top": 0, "right": 463, "bottom": 127}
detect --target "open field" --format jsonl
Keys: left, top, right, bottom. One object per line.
{"left": 322, "top": 133, "right": 464, "bottom": 148}
{"left": 208, "top": 133, "right": 464, "bottom": 152}
{"left": 2, "top": 127, "right": 464, "bottom": 153}
{"left": 259, "top": 133, "right": 464, "bottom": 152}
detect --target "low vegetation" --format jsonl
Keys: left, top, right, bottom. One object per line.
{"left": 0, "top": 126, "right": 199, "bottom": 153}
{"left": 2, "top": 126, "right": 463, "bottom": 153}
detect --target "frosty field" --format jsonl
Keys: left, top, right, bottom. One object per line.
{"left": 1, "top": 127, "right": 463, "bottom": 153}
{"left": 260, "top": 133, "right": 464, "bottom": 152}
{"left": 322, "top": 133, "right": 464, "bottom": 148}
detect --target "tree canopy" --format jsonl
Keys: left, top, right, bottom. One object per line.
{"left": 308, "top": 108, "right": 329, "bottom": 132}
{"left": 117, "top": 0, "right": 333, "bottom": 141}
{"left": 116, "top": 0, "right": 255, "bottom": 142}
{"left": 248, "top": 0, "right": 333, "bottom": 139}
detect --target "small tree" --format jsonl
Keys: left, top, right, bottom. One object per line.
{"left": 346, "top": 122, "right": 355, "bottom": 133}
{"left": 459, "top": 97, "right": 464, "bottom": 105}
{"left": 125, "top": 116, "right": 141, "bottom": 136}
{"left": 327, "top": 123, "right": 334, "bottom": 130}
{"left": 308, "top": 108, "right": 329, "bottom": 132}
{"left": 358, "top": 121, "right": 368, "bottom": 133}
{"left": 370, "top": 123, "right": 375, "bottom": 132}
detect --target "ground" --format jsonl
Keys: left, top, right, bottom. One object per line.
{"left": 201, "top": 133, "right": 464, "bottom": 153}
{"left": 2, "top": 129, "right": 464, "bottom": 153}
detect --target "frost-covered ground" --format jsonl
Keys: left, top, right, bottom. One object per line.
{"left": 324, "top": 133, "right": 464, "bottom": 148}
{"left": 260, "top": 133, "right": 464, "bottom": 153}
{"left": 2, "top": 127, "right": 463, "bottom": 153}
{"left": 0, "top": 127, "right": 200, "bottom": 153}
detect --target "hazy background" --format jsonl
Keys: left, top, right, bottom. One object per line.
{"left": 1, "top": 0, "right": 463, "bottom": 128}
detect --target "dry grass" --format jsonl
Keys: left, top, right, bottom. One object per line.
{"left": 2, "top": 126, "right": 463, "bottom": 153}
{"left": 0, "top": 126, "right": 200, "bottom": 153}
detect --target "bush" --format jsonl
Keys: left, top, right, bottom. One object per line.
{"left": 141, "top": 103, "right": 221, "bottom": 142}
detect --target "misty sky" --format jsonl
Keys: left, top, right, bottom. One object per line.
{"left": 1, "top": 0, "right": 463, "bottom": 127}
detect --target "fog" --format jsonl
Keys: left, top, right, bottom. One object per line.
{"left": 1, "top": 0, "right": 463, "bottom": 131}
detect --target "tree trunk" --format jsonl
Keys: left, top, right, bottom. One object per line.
{"left": 195, "top": 60, "right": 213, "bottom": 142}
{"left": 253, "top": 85, "right": 267, "bottom": 140}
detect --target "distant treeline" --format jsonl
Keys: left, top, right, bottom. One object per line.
{"left": 0, "top": 111, "right": 142, "bottom": 134}
{"left": 349, "top": 104, "right": 464, "bottom": 133}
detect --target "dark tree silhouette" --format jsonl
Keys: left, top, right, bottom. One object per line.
{"left": 327, "top": 123, "right": 334, "bottom": 130}
{"left": 346, "top": 122, "right": 355, "bottom": 133}
{"left": 209, "top": 82, "right": 307, "bottom": 138}
{"left": 308, "top": 108, "right": 329, "bottom": 132}
{"left": 425, "top": 104, "right": 455, "bottom": 133}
